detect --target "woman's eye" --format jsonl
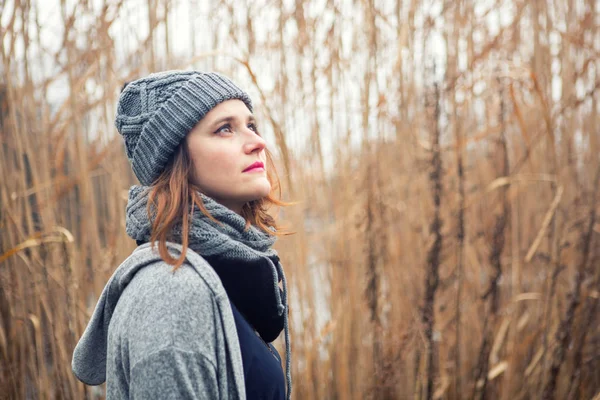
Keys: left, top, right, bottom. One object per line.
{"left": 248, "top": 123, "right": 260, "bottom": 135}
{"left": 215, "top": 124, "right": 232, "bottom": 135}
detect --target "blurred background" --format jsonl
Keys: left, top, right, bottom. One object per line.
{"left": 1, "top": 0, "right": 599, "bottom": 399}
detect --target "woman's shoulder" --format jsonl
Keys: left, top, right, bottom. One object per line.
{"left": 117, "top": 241, "right": 227, "bottom": 302}
{"left": 112, "top": 261, "right": 220, "bottom": 340}
{"left": 109, "top": 243, "right": 227, "bottom": 356}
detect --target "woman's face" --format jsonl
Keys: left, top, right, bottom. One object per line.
{"left": 185, "top": 99, "right": 271, "bottom": 214}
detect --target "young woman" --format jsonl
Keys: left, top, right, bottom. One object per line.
{"left": 72, "top": 70, "right": 293, "bottom": 400}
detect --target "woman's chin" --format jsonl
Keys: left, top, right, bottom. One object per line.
{"left": 246, "top": 182, "right": 272, "bottom": 201}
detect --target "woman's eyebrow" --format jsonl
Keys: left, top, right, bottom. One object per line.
{"left": 211, "top": 115, "right": 256, "bottom": 128}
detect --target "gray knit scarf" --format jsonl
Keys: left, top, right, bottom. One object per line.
{"left": 125, "top": 185, "right": 292, "bottom": 400}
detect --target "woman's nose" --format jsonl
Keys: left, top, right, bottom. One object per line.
{"left": 246, "top": 132, "right": 266, "bottom": 153}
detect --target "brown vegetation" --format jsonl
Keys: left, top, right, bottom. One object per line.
{"left": 1, "top": 0, "right": 599, "bottom": 399}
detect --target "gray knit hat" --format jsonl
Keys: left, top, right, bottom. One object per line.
{"left": 115, "top": 70, "right": 253, "bottom": 185}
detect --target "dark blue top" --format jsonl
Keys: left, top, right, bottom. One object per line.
{"left": 230, "top": 302, "right": 286, "bottom": 400}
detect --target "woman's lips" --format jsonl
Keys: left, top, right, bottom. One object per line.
{"left": 243, "top": 161, "right": 265, "bottom": 172}
{"left": 244, "top": 166, "right": 265, "bottom": 173}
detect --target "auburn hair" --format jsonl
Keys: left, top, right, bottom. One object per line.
{"left": 146, "top": 138, "right": 296, "bottom": 270}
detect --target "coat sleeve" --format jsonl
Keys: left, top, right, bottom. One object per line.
{"left": 130, "top": 346, "right": 219, "bottom": 400}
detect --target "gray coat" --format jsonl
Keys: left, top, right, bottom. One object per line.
{"left": 72, "top": 242, "right": 246, "bottom": 399}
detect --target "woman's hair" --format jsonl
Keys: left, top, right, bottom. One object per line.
{"left": 146, "top": 139, "right": 295, "bottom": 270}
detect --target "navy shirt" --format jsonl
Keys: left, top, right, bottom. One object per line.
{"left": 230, "top": 302, "right": 286, "bottom": 400}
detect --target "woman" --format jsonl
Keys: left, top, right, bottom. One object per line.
{"left": 72, "top": 70, "right": 294, "bottom": 400}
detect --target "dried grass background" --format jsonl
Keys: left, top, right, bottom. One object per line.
{"left": 1, "top": 0, "right": 599, "bottom": 399}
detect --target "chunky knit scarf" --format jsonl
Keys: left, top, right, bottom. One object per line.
{"left": 125, "top": 185, "right": 292, "bottom": 400}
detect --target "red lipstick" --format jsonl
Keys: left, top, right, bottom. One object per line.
{"left": 243, "top": 161, "right": 265, "bottom": 172}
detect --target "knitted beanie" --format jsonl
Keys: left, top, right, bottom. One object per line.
{"left": 115, "top": 70, "right": 253, "bottom": 186}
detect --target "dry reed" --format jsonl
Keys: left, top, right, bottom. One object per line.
{"left": 1, "top": 0, "right": 599, "bottom": 399}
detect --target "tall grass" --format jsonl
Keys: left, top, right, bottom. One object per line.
{"left": 1, "top": 0, "right": 599, "bottom": 399}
